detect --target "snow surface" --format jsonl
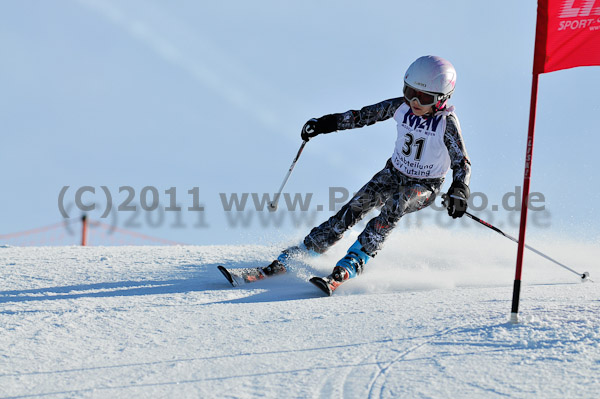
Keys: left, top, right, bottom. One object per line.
{"left": 1, "top": 227, "right": 599, "bottom": 398}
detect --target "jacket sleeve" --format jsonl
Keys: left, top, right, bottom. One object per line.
{"left": 443, "top": 114, "right": 471, "bottom": 186}
{"left": 329, "top": 97, "right": 405, "bottom": 131}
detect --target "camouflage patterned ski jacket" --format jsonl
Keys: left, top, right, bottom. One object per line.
{"left": 328, "top": 97, "right": 471, "bottom": 186}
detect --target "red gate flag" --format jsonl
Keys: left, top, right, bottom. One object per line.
{"left": 512, "top": 0, "right": 600, "bottom": 323}
{"left": 533, "top": 0, "right": 600, "bottom": 74}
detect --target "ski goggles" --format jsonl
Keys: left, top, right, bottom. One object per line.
{"left": 403, "top": 84, "right": 443, "bottom": 107}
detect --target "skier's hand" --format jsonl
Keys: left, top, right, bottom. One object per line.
{"left": 444, "top": 181, "right": 470, "bottom": 219}
{"left": 301, "top": 114, "right": 338, "bottom": 141}
{"left": 301, "top": 118, "right": 320, "bottom": 141}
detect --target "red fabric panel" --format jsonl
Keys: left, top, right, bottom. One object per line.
{"left": 533, "top": 0, "right": 600, "bottom": 74}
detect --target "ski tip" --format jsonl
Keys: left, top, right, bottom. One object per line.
{"left": 218, "top": 265, "right": 237, "bottom": 287}
{"left": 309, "top": 276, "right": 333, "bottom": 296}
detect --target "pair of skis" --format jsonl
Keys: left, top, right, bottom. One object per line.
{"left": 217, "top": 264, "right": 342, "bottom": 296}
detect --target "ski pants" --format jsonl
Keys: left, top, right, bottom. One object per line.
{"left": 304, "top": 159, "right": 443, "bottom": 256}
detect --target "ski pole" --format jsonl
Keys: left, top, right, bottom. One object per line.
{"left": 268, "top": 140, "right": 307, "bottom": 211}
{"left": 441, "top": 195, "right": 591, "bottom": 282}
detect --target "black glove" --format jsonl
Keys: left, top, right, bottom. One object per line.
{"left": 445, "top": 181, "right": 470, "bottom": 219}
{"left": 301, "top": 114, "right": 338, "bottom": 141}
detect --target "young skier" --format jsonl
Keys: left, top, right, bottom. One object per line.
{"left": 261, "top": 55, "right": 470, "bottom": 294}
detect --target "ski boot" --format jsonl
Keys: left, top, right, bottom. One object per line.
{"left": 218, "top": 245, "right": 300, "bottom": 286}
{"left": 265, "top": 242, "right": 319, "bottom": 276}
{"left": 218, "top": 243, "right": 319, "bottom": 286}
{"left": 309, "top": 266, "right": 349, "bottom": 296}
{"left": 310, "top": 240, "right": 371, "bottom": 295}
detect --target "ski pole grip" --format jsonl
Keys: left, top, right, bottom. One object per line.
{"left": 441, "top": 193, "right": 450, "bottom": 209}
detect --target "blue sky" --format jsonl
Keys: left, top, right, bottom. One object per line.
{"left": 1, "top": 0, "right": 599, "bottom": 246}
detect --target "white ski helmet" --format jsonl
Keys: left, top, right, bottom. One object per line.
{"left": 403, "top": 55, "right": 456, "bottom": 108}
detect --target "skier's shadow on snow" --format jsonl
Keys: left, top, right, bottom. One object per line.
{"left": 0, "top": 278, "right": 209, "bottom": 305}
{"left": 0, "top": 263, "right": 323, "bottom": 306}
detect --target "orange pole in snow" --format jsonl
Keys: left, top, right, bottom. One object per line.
{"left": 81, "top": 214, "right": 88, "bottom": 246}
